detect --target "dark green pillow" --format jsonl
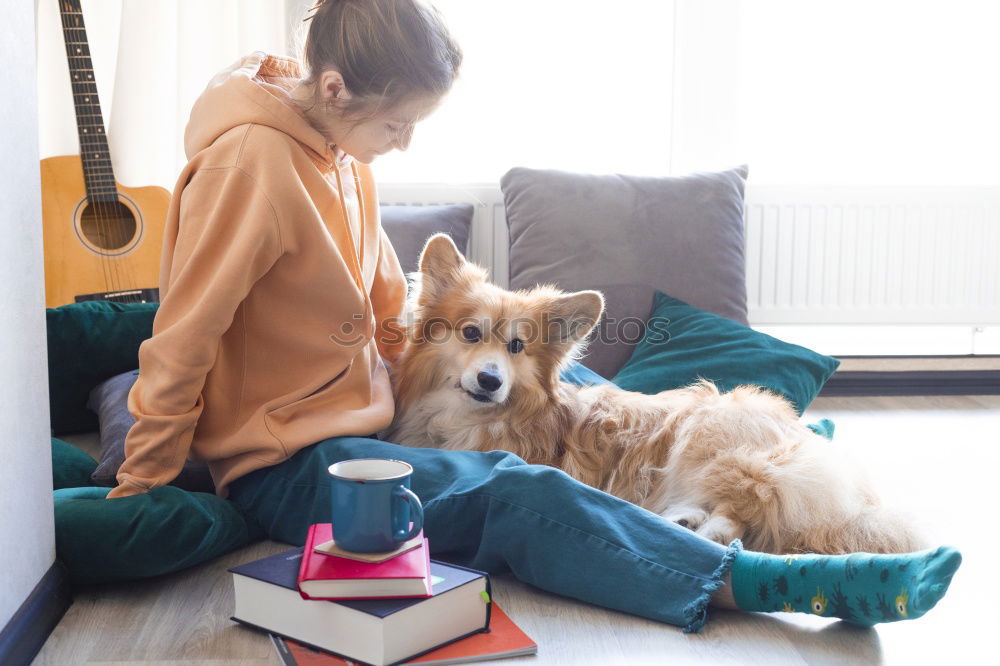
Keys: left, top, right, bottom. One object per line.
{"left": 54, "top": 486, "right": 260, "bottom": 584}
{"left": 46, "top": 301, "right": 159, "bottom": 435}
{"left": 611, "top": 291, "right": 840, "bottom": 415}
{"left": 51, "top": 437, "right": 98, "bottom": 489}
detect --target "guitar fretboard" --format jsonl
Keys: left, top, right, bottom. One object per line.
{"left": 58, "top": 0, "right": 118, "bottom": 203}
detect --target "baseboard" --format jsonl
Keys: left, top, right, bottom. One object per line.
{"left": 0, "top": 560, "right": 73, "bottom": 666}
{"left": 820, "top": 369, "right": 1000, "bottom": 396}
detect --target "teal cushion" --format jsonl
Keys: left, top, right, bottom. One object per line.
{"left": 46, "top": 301, "right": 159, "bottom": 435}
{"left": 611, "top": 291, "right": 840, "bottom": 415}
{"left": 51, "top": 437, "right": 97, "bottom": 490}
{"left": 54, "top": 486, "right": 262, "bottom": 584}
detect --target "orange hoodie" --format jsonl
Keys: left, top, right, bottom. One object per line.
{"left": 107, "top": 52, "right": 407, "bottom": 499}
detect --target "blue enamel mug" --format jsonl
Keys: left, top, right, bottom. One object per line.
{"left": 327, "top": 458, "right": 424, "bottom": 553}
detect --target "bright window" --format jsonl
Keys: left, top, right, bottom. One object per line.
{"left": 732, "top": 0, "right": 1000, "bottom": 185}
{"left": 373, "top": 1, "right": 676, "bottom": 184}
{"left": 376, "top": 1, "right": 1000, "bottom": 187}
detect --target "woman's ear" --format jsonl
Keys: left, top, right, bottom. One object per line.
{"left": 318, "top": 70, "right": 352, "bottom": 103}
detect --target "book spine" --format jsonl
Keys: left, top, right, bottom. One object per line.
{"left": 427, "top": 560, "right": 493, "bottom": 629}
{"left": 421, "top": 540, "right": 433, "bottom": 596}
{"left": 484, "top": 574, "right": 493, "bottom": 630}
{"left": 296, "top": 524, "right": 318, "bottom": 601}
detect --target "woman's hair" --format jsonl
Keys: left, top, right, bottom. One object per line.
{"left": 297, "top": 0, "right": 462, "bottom": 121}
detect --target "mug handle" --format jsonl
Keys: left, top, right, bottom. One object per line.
{"left": 392, "top": 486, "right": 424, "bottom": 542}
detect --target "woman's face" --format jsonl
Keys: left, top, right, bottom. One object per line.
{"left": 294, "top": 71, "right": 442, "bottom": 164}
{"left": 329, "top": 94, "right": 440, "bottom": 164}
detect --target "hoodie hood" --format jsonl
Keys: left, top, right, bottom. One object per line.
{"left": 184, "top": 51, "right": 348, "bottom": 170}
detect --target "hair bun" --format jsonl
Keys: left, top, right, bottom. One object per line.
{"left": 303, "top": 0, "right": 331, "bottom": 22}
{"left": 299, "top": 0, "right": 462, "bottom": 115}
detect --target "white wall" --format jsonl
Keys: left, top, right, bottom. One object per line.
{"left": 0, "top": 0, "right": 55, "bottom": 629}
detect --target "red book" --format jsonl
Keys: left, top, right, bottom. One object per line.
{"left": 297, "top": 523, "right": 432, "bottom": 600}
{"left": 274, "top": 602, "right": 537, "bottom": 666}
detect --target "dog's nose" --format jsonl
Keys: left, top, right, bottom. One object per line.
{"left": 477, "top": 365, "right": 503, "bottom": 392}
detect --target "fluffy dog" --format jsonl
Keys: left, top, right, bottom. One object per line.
{"left": 384, "top": 234, "right": 921, "bottom": 554}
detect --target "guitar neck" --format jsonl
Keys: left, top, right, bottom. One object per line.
{"left": 58, "top": 0, "right": 118, "bottom": 203}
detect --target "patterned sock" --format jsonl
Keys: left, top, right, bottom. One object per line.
{"left": 806, "top": 418, "right": 836, "bottom": 440}
{"left": 729, "top": 545, "right": 962, "bottom": 625}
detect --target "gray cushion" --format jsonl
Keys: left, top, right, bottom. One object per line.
{"left": 380, "top": 204, "right": 474, "bottom": 275}
{"left": 501, "top": 165, "right": 749, "bottom": 378}
{"left": 87, "top": 369, "right": 215, "bottom": 493}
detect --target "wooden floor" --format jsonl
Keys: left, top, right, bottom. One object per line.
{"left": 36, "top": 394, "right": 999, "bottom": 666}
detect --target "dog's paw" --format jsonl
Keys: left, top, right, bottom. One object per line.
{"left": 695, "top": 514, "right": 744, "bottom": 546}
{"left": 661, "top": 506, "right": 709, "bottom": 531}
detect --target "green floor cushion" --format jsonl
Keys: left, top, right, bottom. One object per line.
{"left": 52, "top": 437, "right": 98, "bottom": 490}
{"left": 87, "top": 369, "right": 215, "bottom": 493}
{"left": 54, "top": 485, "right": 263, "bottom": 584}
{"left": 611, "top": 291, "right": 841, "bottom": 416}
{"left": 47, "top": 301, "right": 159, "bottom": 435}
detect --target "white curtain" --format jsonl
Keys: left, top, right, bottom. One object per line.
{"left": 35, "top": 0, "right": 293, "bottom": 192}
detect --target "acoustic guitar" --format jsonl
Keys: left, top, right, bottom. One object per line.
{"left": 40, "top": 0, "right": 168, "bottom": 307}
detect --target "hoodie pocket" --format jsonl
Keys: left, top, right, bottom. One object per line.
{"left": 263, "top": 361, "right": 356, "bottom": 453}
{"left": 265, "top": 362, "right": 353, "bottom": 417}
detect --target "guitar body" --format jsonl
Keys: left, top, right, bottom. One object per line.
{"left": 40, "top": 155, "right": 169, "bottom": 307}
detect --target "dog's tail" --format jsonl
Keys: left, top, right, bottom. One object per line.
{"left": 732, "top": 432, "right": 926, "bottom": 555}
{"left": 666, "top": 381, "right": 925, "bottom": 555}
{"left": 796, "top": 501, "right": 926, "bottom": 555}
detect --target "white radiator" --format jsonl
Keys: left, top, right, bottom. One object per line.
{"left": 380, "top": 183, "right": 1000, "bottom": 354}
{"left": 380, "top": 184, "right": 509, "bottom": 287}
{"left": 745, "top": 186, "right": 1000, "bottom": 326}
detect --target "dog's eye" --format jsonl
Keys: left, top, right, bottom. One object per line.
{"left": 461, "top": 325, "right": 482, "bottom": 342}
{"left": 508, "top": 338, "right": 524, "bottom": 354}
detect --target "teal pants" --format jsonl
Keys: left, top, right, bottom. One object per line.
{"left": 54, "top": 363, "right": 737, "bottom": 633}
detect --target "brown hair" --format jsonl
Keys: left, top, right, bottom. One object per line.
{"left": 298, "top": 0, "right": 462, "bottom": 121}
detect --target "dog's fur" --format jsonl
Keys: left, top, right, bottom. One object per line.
{"left": 384, "top": 234, "right": 921, "bottom": 554}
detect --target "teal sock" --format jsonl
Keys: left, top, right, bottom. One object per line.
{"left": 729, "top": 545, "right": 962, "bottom": 625}
{"left": 807, "top": 418, "right": 836, "bottom": 440}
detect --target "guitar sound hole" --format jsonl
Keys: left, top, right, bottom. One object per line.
{"left": 80, "top": 200, "right": 137, "bottom": 251}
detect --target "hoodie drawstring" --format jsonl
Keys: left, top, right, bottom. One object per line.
{"left": 330, "top": 161, "right": 373, "bottom": 336}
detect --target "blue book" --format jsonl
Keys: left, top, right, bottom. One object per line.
{"left": 229, "top": 547, "right": 491, "bottom": 666}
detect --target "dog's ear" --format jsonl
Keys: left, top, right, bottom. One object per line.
{"left": 416, "top": 233, "right": 466, "bottom": 304}
{"left": 419, "top": 233, "right": 465, "bottom": 279}
{"left": 545, "top": 290, "right": 605, "bottom": 345}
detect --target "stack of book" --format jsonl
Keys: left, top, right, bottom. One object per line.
{"left": 229, "top": 522, "right": 537, "bottom": 666}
